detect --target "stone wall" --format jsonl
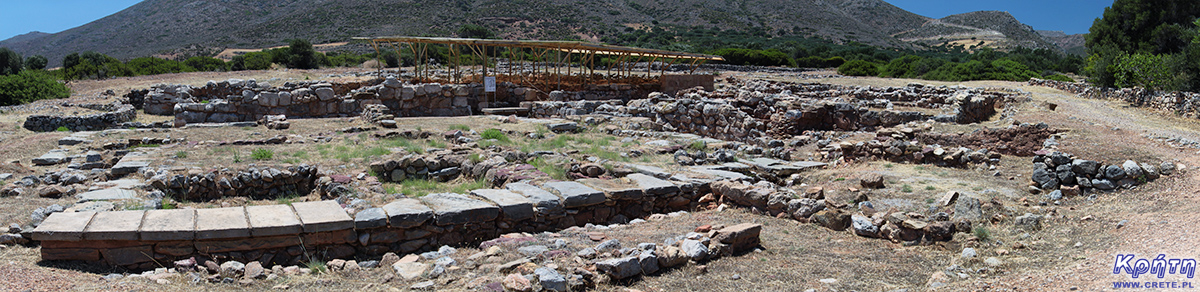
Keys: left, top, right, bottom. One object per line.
{"left": 31, "top": 172, "right": 704, "bottom": 270}
{"left": 527, "top": 80, "right": 1016, "bottom": 144}
{"left": 22, "top": 103, "right": 137, "bottom": 132}
{"left": 1029, "top": 78, "right": 1200, "bottom": 118}
{"left": 144, "top": 165, "right": 321, "bottom": 201}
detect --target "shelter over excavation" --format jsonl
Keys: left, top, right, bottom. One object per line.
{"left": 353, "top": 36, "right": 723, "bottom": 93}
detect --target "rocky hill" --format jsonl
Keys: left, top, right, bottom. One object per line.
{"left": 894, "top": 11, "right": 1065, "bottom": 51}
{"left": 1038, "top": 30, "right": 1087, "bottom": 55}
{"left": 1, "top": 0, "right": 1072, "bottom": 66}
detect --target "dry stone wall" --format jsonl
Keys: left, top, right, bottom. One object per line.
{"left": 31, "top": 172, "right": 704, "bottom": 270}
{"left": 22, "top": 103, "right": 137, "bottom": 132}
{"left": 1029, "top": 78, "right": 1200, "bottom": 119}
{"left": 144, "top": 165, "right": 320, "bottom": 201}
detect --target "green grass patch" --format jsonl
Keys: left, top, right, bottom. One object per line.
{"left": 528, "top": 157, "right": 567, "bottom": 180}
{"left": 481, "top": 128, "right": 509, "bottom": 142}
{"left": 305, "top": 259, "right": 328, "bottom": 274}
{"left": 901, "top": 184, "right": 913, "bottom": 193}
{"left": 174, "top": 151, "right": 188, "bottom": 159}
{"left": 689, "top": 140, "right": 707, "bottom": 151}
{"left": 449, "top": 124, "right": 471, "bottom": 131}
{"left": 973, "top": 226, "right": 991, "bottom": 241}
{"left": 884, "top": 163, "right": 894, "bottom": 168}
{"left": 55, "top": 126, "right": 69, "bottom": 132}
{"left": 925, "top": 185, "right": 936, "bottom": 191}
{"left": 251, "top": 148, "right": 274, "bottom": 160}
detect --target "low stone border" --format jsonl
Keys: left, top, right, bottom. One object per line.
{"left": 23, "top": 103, "right": 137, "bottom": 132}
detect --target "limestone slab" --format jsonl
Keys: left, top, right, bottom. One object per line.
{"left": 541, "top": 181, "right": 606, "bottom": 208}
{"left": 578, "top": 178, "right": 643, "bottom": 200}
{"left": 504, "top": 183, "right": 563, "bottom": 215}
{"left": 195, "top": 207, "right": 250, "bottom": 240}
{"left": 354, "top": 207, "right": 388, "bottom": 229}
{"left": 627, "top": 174, "right": 680, "bottom": 196}
{"left": 291, "top": 201, "right": 353, "bottom": 233}
{"left": 30, "top": 211, "right": 96, "bottom": 241}
{"left": 32, "top": 150, "right": 68, "bottom": 166}
{"left": 83, "top": 210, "right": 145, "bottom": 241}
{"left": 76, "top": 188, "right": 138, "bottom": 202}
{"left": 246, "top": 204, "right": 302, "bottom": 237}
{"left": 140, "top": 209, "right": 196, "bottom": 241}
{"left": 470, "top": 189, "right": 535, "bottom": 221}
{"left": 419, "top": 193, "right": 500, "bottom": 226}
{"left": 111, "top": 151, "right": 152, "bottom": 176}
{"left": 382, "top": 198, "right": 433, "bottom": 228}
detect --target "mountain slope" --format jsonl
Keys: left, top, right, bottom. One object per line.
{"left": 0, "top": 0, "right": 1068, "bottom": 67}
{"left": 894, "top": 11, "right": 1061, "bottom": 51}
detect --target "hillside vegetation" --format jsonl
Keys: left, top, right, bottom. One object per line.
{"left": 0, "top": 0, "right": 1074, "bottom": 67}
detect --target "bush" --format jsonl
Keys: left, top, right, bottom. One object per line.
{"left": 837, "top": 60, "right": 879, "bottom": 76}
{"left": 457, "top": 24, "right": 495, "bottom": 39}
{"left": 712, "top": 48, "right": 794, "bottom": 67}
{"left": 231, "top": 52, "right": 273, "bottom": 71}
{"left": 184, "top": 56, "right": 227, "bottom": 71}
{"left": 251, "top": 148, "right": 274, "bottom": 160}
{"left": 25, "top": 55, "right": 47, "bottom": 70}
{"left": 127, "top": 57, "right": 194, "bottom": 76}
{"left": 0, "top": 70, "right": 71, "bottom": 105}
{"left": 0, "top": 48, "right": 22, "bottom": 76}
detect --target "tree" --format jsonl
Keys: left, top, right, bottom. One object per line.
{"left": 25, "top": 55, "right": 47, "bottom": 70}
{"left": 231, "top": 52, "right": 272, "bottom": 71}
{"left": 287, "top": 39, "right": 319, "bottom": 69}
{"left": 0, "top": 48, "right": 21, "bottom": 75}
{"left": 183, "top": 56, "right": 227, "bottom": 71}
{"left": 62, "top": 53, "right": 81, "bottom": 69}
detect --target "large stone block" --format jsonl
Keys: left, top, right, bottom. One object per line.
{"left": 382, "top": 198, "right": 433, "bottom": 228}
{"left": 141, "top": 209, "right": 196, "bottom": 241}
{"left": 83, "top": 210, "right": 144, "bottom": 241}
{"left": 31, "top": 211, "right": 95, "bottom": 241}
{"left": 579, "top": 178, "right": 643, "bottom": 200}
{"left": 627, "top": 174, "right": 679, "bottom": 197}
{"left": 291, "top": 201, "right": 353, "bottom": 233}
{"left": 195, "top": 207, "right": 250, "bottom": 240}
{"left": 541, "top": 181, "right": 606, "bottom": 208}
{"left": 505, "top": 182, "right": 564, "bottom": 216}
{"left": 419, "top": 193, "right": 500, "bottom": 226}
{"left": 247, "top": 204, "right": 302, "bottom": 237}
{"left": 470, "top": 189, "right": 535, "bottom": 221}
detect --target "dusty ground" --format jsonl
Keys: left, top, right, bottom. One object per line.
{"left": 2, "top": 68, "right": 1198, "bottom": 291}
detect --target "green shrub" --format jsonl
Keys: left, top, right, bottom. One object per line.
{"left": 0, "top": 70, "right": 71, "bottom": 106}
{"left": 901, "top": 184, "right": 913, "bottom": 193}
{"left": 56, "top": 126, "right": 69, "bottom": 132}
{"left": 127, "top": 57, "right": 195, "bottom": 75}
{"left": 251, "top": 148, "right": 274, "bottom": 160}
{"left": 973, "top": 226, "right": 991, "bottom": 241}
{"left": 713, "top": 48, "right": 794, "bottom": 67}
{"left": 288, "top": 39, "right": 319, "bottom": 69}
{"left": 231, "top": 52, "right": 273, "bottom": 71}
{"left": 175, "top": 151, "right": 188, "bottom": 159}
{"left": 838, "top": 60, "right": 879, "bottom": 76}
{"left": 24, "top": 55, "right": 47, "bottom": 71}
{"left": 184, "top": 56, "right": 227, "bottom": 71}
{"left": 688, "top": 140, "right": 707, "bottom": 151}
{"left": 481, "top": 129, "right": 508, "bottom": 142}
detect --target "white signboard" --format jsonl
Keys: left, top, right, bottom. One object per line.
{"left": 484, "top": 77, "right": 496, "bottom": 92}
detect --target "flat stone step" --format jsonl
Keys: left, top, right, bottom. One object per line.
{"left": 481, "top": 107, "right": 529, "bottom": 115}
{"left": 688, "top": 167, "right": 751, "bottom": 181}
{"left": 140, "top": 209, "right": 195, "bottom": 241}
{"left": 111, "top": 151, "right": 153, "bottom": 176}
{"left": 94, "top": 179, "right": 146, "bottom": 190}
{"left": 32, "top": 150, "right": 68, "bottom": 166}
{"left": 291, "top": 201, "right": 353, "bottom": 233}
{"left": 540, "top": 181, "right": 606, "bottom": 208}
{"left": 83, "top": 210, "right": 144, "bottom": 241}
{"left": 504, "top": 183, "right": 564, "bottom": 216}
{"left": 76, "top": 188, "right": 138, "bottom": 202}
{"left": 578, "top": 178, "right": 643, "bottom": 200}
{"left": 622, "top": 163, "right": 671, "bottom": 179}
{"left": 31, "top": 211, "right": 96, "bottom": 241}
{"left": 419, "top": 193, "right": 500, "bottom": 226}
{"left": 382, "top": 198, "right": 433, "bottom": 228}
{"left": 627, "top": 173, "right": 680, "bottom": 196}
{"left": 470, "top": 189, "right": 534, "bottom": 221}
{"left": 354, "top": 207, "right": 387, "bottom": 229}
{"left": 195, "top": 207, "right": 250, "bottom": 240}
{"left": 58, "top": 136, "right": 92, "bottom": 146}
{"left": 246, "top": 204, "right": 302, "bottom": 237}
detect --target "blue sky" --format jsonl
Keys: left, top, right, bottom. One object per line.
{"left": 885, "top": 0, "right": 1111, "bottom": 35}
{"left": 0, "top": 0, "right": 1112, "bottom": 42}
